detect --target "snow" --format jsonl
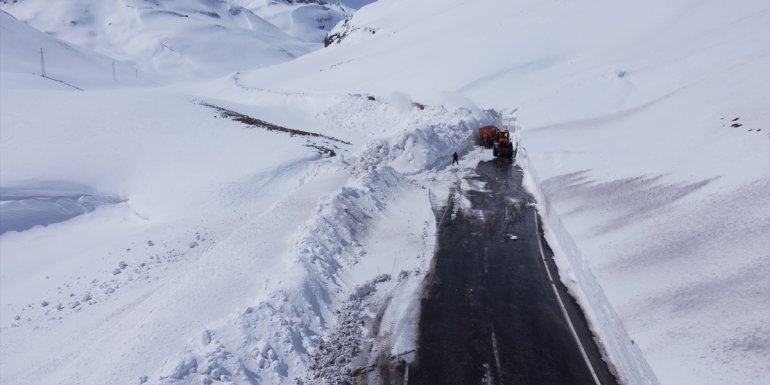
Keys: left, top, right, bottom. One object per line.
{"left": 0, "top": 10, "right": 150, "bottom": 89}
{"left": 232, "top": 0, "right": 352, "bottom": 43}
{"left": 0, "top": 69, "right": 494, "bottom": 383}
{"left": 1, "top": 0, "right": 768, "bottom": 384}
{"left": 0, "top": 0, "right": 322, "bottom": 82}
{"left": 0, "top": 182, "right": 124, "bottom": 234}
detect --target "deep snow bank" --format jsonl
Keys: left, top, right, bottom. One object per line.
{"left": 147, "top": 97, "right": 499, "bottom": 385}
{"left": 520, "top": 147, "right": 660, "bottom": 385}
{"left": 0, "top": 73, "right": 497, "bottom": 384}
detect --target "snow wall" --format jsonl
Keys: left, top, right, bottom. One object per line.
{"left": 519, "top": 146, "right": 661, "bottom": 385}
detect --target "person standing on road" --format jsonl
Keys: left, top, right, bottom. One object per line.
{"left": 452, "top": 151, "right": 459, "bottom": 165}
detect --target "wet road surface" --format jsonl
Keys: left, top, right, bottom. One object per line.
{"left": 406, "top": 160, "right": 619, "bottom": 385}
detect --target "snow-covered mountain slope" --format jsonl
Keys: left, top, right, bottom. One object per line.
{"left": 233, "top": 0, "right": 352, "bottom": 43}
{"left": 0, "top": 0, "right": 320, "bottom": 81}
{"left": 0, "top": 10, "right": 150, "bottom": 89}
{"left": 1, "top": 0, "right": 767, "bottom": 384}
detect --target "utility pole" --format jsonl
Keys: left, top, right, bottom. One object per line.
{"left": 39, "top": 48, "right": 46, "bottom": 77}
{"left": 112, "top": 61, "right": 116, "bottom": 81}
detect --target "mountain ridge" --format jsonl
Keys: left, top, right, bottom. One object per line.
{"left": 0, "top": 0, "right": 350, "bottom": 81}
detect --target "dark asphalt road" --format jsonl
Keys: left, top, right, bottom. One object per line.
{"left": 405, "top": 159, "right": 619, "bottom": 385}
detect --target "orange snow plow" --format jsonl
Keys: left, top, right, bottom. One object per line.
{"left": 492, "top": 129, "right": 514, "bottom": 158}
{"left": 477, "top": 126, "right": 499, "bottom": 148}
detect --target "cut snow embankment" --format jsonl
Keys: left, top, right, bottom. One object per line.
{"left": 520, "top": 147, "right": 660, "bottom": 385}
{"left": 516, "top": 40, "right": 769, "bottom": 384}
{"left": 0, "top": 81, "right": 498, "bottom": 385}
{"left": 145, "top": 97, "right": 500, "bottom": 385}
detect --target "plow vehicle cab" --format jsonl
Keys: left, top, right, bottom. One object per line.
{"left": 493, "top": 130, "right": 514, "bottom": 158}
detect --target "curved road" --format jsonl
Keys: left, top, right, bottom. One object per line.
{"left": 406, "top": 159, "right": 619, "bottom": 385}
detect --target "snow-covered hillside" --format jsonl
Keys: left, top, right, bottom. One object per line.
{"left": 233, "top": 0, "right": 352, "bottom": 43}
{"left": 0, "top": 0, "right": 328, "bottom": 81}
{"left": 1, "top": 0, "right": 768, "bottom": 384}
{"left": 0, "top": 11, "right": 152, "bottom": 89}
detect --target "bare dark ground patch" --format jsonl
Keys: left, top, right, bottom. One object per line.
{"left": 198, "top": 101, "right": 350, "bottom": 157}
